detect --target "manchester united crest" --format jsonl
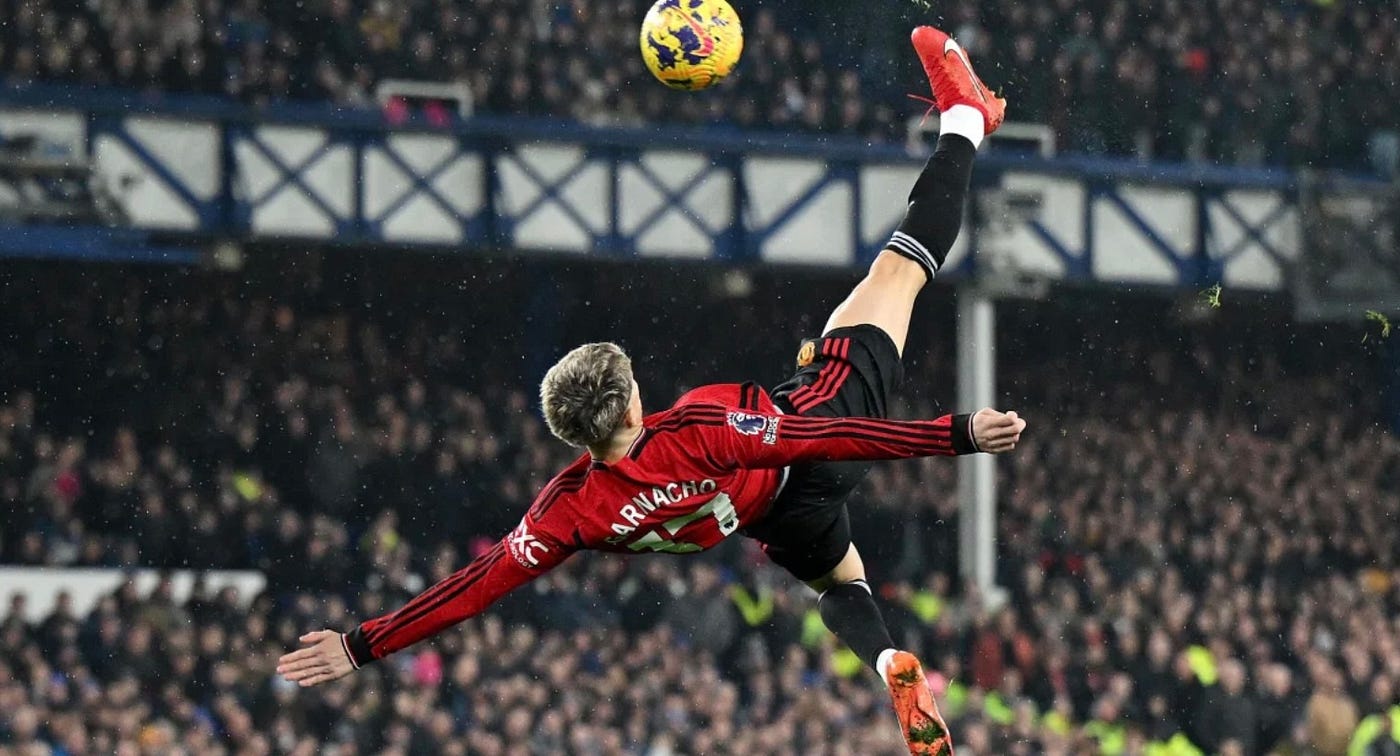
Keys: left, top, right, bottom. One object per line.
{"left": 796, "top": 341, "right": 816, "bottom": 368}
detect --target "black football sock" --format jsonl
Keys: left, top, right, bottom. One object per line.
{"left": 817, "top": 579, "right": 897, "bottom": 671}
{"left": 884, "top": 134, "right": 978, "bottom": 281}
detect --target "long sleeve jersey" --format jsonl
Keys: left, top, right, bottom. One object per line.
{"left": 343, "top": 382, "right": 979, "bottom": 667}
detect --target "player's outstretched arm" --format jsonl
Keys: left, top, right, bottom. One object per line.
{"left": 277, "top": 522, "right": 570, "bottom": 687}
{"left": 707, "top": 403, "right": 1026, "bottom": 469}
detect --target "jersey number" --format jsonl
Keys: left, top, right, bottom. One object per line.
{"left": 627, "top": 492, "right": 740, "bottom": 554}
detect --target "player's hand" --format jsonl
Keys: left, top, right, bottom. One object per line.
{"left": 276, "top": 630, "right": 355, "bottom": 687}
{"left": 971, "top": 408, "right": 1026, "bottom": 453}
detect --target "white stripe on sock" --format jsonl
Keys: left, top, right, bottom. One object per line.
{"left": 891, "top": 230, "right": 928, "bottom": 253}
{"left": 886, "top": 233, "right": 938, "bottom": 278}
{"left": 887, "top": 237, "right": 929, "bottom": 263}
{"left": 818, "top": 578, "right": 872, "bottom": 602}
{"left": 886, "top": 240, "right": 932, "bottom": 272}
{"left": 890, "top": 231, "right": 937, "bottom": 270}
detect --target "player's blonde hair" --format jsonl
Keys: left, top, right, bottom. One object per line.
{"left": 539, "top": 342, "right": 634, "bottom": 448}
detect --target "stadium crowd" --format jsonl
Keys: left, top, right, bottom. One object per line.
{"left": 2, "top": 260, "right": 1399, "bottom": 754}
{"left": 0, "top": 0, "right": 1394, "bottom": 170}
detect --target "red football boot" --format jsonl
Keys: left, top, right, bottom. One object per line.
{"left": 910, "top": 26, "right": 1006, "bottom": 135}
{"left": 884, "top": 651, "right": 955, "bottom": 755}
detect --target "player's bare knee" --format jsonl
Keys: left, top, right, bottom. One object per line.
{"left": 807, "top": 544, "right": 867, "bottom": 593}
{"left": 870, "top": 249, "right": 929, "bottom": 289}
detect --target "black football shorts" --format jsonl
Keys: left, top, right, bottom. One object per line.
{"left": 742, "top": 323, "right": 904, "bottom": 582}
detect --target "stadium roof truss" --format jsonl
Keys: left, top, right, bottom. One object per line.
{"left": 0, "top": 87, "right": 1334, "bottom": 292}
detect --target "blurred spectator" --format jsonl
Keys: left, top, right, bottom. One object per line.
{"left": 1307, "top": 663, "right": 1361, "bottom": 756}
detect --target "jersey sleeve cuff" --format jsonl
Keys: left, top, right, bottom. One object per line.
{"left": 343, "top": 625, "right": 374, "bottom": 669}
{"left": 951, "top": 413, "right": 980, "bottom": 455}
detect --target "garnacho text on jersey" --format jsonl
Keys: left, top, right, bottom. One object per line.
{"left": 602, "top": 478, "right": 720, "bottom": 543}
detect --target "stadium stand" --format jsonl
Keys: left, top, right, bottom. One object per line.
{"left": 2, "top": 0, "right": 1397, "bottom": 751}
{"left": 2, "top": 258, "right": 1397, "bottom": 754}
{"left": 0, "top": 0, "right": 1395, "bottom": 169}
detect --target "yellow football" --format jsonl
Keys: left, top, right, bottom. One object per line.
{"left": 639, "top": 0, "right": 744, "bottom": 91}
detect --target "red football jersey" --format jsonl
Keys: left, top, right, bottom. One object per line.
{"left": 344, "top": 382, "right": 975, "bottom": 666}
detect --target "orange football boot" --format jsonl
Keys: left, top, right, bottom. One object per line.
{"left": 910, "top": 26, "right": 1006, "bottom": 135}
{"left": 884, "top": 651, "right": 955, "bottom": 756}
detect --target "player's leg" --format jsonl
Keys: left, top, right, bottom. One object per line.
{"left": 807, "top": 545, "right": 894, "bottom": 667}
{"left": 821, "top": 251, "right": 926, "bottom": 359}
{"left": 821, "top": 26, "right": 1006, "bottom": 358}
{"left": 780, "top": 29, "right": 1005, "bottom": 418}
{"left": 750, "top": 493, "right": 954, "bottom": 754}
{"left": 808, "top": 544, "right": 954, "bottom": 755}
{"left": 758, "top": 28, "right": 1001, "bottom": 755}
